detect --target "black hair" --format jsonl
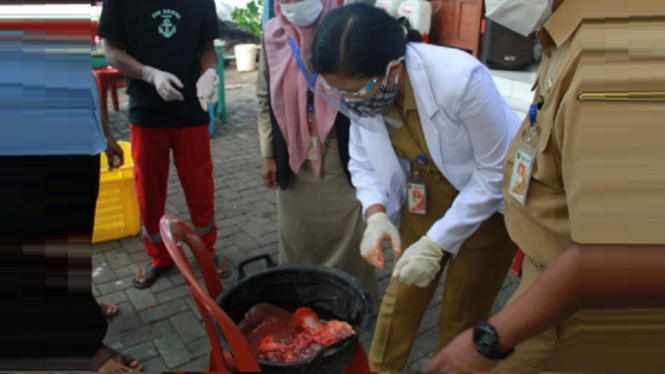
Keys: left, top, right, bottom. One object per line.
{"left": 311, "top": 3, "right": 422, "bottom": 79}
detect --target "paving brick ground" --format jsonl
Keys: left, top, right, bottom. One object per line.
{"left": 93, "top": 67, "right": 520, "bottom": 372}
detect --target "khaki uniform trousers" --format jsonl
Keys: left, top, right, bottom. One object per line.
{"left": 494, "top": 255, "right": 665, "bottom": 373}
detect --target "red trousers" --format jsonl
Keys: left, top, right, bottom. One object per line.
{"left": 130, "top": 124, "right": 217, "bottom": 267}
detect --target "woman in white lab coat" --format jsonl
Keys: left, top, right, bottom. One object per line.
{"left": 311, "top": 4, "right": 521, "bottom": 371}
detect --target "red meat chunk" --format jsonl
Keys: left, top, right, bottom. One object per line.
{"left": 323, "top": 320, "right": 355, "bottom": 342}
{"left": 242, "top": 305, "right": 356, "bottom": 364}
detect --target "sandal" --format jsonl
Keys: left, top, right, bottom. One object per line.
{"left": 93, "top": 345, "right": 142, "bottom": 372}
{"left": 132, "top": 264, "right": 174, "bottom": 289}
{"left": 99, "top": 302, "right": 118, "bottom": 318}
{"left": 212, "top": 254, "right": 233, "bottom": 279}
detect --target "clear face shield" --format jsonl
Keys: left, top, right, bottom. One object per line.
{"left": 309, "top": 57, "right": 404, "bottom": 133}
{"left": 309, "top": 79, "right": 372, "bottom": 128}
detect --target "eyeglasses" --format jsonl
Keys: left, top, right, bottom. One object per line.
{"left": 321, "top": 75, "right": 378, "bottom": 98}
{"left": 321, "top": 57, "right": 404, "bottom": 99}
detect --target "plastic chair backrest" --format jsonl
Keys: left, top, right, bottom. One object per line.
{"left": 160, "top": 214, "right": 260, "bottom": 372}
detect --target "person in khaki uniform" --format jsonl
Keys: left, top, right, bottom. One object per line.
{"left": 426, "top": 0, "right": 665, "bottom": 372}
{"left": 310, "top": 4, "right": 521, "bottom": 371}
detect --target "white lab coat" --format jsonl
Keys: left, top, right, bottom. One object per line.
{"left": 349, "top": 43, "right": 522, "bottom": 255}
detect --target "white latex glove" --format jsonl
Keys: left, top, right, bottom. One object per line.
{"left": 196, "top": 68, "right": 219, "bottom": 112}
{"left": 392, "top": 236, "right": 444, "bottom": 288}
{"left": 142, "top": 65, "right": 184, "bottom": 102}
{"left": 360, "top": 212, "right": 401, "bottom": 270}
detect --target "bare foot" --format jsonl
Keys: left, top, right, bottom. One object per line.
{"left": 98, "top": 302, "right": 118, "bottom": 318}
{"left": 93, "top": 345, "right": 142, "bottom": 372}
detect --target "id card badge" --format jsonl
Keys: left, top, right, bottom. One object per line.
{"left": 407, "top": 174, "right": 427, "bottom": 215}
{"left": 307, "top": 136, "right": 319, "bottom": 161}
{"left": 508, "top": 141, "right": 536, "bottom": 205}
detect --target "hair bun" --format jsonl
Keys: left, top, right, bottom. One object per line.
{"left": 397, "top": 16, "right": 411, "bottom": 33}
{"left": 397, "top": 16, "right": 423, "bottom": 43}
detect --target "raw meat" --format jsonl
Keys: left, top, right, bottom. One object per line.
{"left": 238, "top": 304, "right": 356, "bottom": 363}
{"left": 294, "top": 307, "right": 324, "bottom": 334}
{"left": 237, "top": 304, "right": 297, "bottom": 355}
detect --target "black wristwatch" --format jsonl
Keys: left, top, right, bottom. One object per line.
{"left": 473, "top": 320, "right": 514, "bottom": 360}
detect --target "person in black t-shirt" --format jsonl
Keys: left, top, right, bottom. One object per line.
{"left": 98, "top": 0, "right": 231, "bottom": 289}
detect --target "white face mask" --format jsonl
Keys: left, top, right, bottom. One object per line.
{"left": 485, "top": 0, "right": 553, "bottom": 37}
{"left": 280, "top": 0, "right": 324, "bottom": 28}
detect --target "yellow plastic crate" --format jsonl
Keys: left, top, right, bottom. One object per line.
{"left": 92, "top": 141, "right": 141, "bottom": 244}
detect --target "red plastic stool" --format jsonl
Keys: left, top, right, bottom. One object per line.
{"left": 93, "top": 66, "right": 125, "bottom": 120}
{"left": 510, "top": 249, "right": 525, "bottom": 277}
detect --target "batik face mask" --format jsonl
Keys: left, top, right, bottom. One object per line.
{"left": 344, "top": 80, "right": 399, "bottom": 118}
{"left": 342, "top": 59, "right": 403, "bottom": 118}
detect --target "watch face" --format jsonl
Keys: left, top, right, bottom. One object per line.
{"left": 474, "top": 322, "right": 514, "bottom": 360}
{"left": 474, "top": 323, "right": 498, "bottom": 353}
{"left": 480, "top": 334, "right": 494, "bottom": 351}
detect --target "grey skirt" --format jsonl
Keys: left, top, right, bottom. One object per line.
{"left": 277, "top": 135, "right": 379, "bottom": 305}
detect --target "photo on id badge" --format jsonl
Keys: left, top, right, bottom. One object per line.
{"left": 508, "top": 142, "right": 535, "bottom": 205}
{"left": 408, "top": 182, "right": 427, "bottom": 215}
{"left": 307, "top": 137, "right": 318, "bottom": 161}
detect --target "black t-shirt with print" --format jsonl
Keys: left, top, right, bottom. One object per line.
{"left": 97, "top": 0, "right": 220, "bottom": 128}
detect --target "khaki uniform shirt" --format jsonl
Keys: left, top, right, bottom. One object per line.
{"left": 503, "top": 0, "right": 665, "bottom": 269}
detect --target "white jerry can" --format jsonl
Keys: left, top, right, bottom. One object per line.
{"left": 375, "top": 0, "right": 404, "bottom": 18}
